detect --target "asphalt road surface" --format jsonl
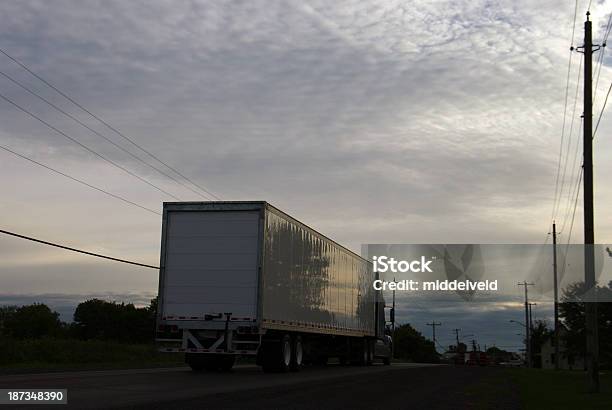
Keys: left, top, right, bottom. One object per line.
{"left": 1, "top": 363, "right": 520, "bottom": 409}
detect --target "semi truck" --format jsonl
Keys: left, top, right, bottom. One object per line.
{"left": 156, "top": 201, "right": 392, "bottom": 372}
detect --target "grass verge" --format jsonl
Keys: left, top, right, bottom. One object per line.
{"left": 0, "top": 337, "right": 183, "bottom": 373}
{"left": 507, "top": 368, "right": 612, "bottom": 410}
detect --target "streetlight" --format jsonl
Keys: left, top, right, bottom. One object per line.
{"left": 509, "top": 319, "right": 526, "bottom": 328}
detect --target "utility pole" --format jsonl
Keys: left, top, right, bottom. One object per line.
{"left": 552, "top": 222, "right": 560, "bottom": 370}
{"left": 453, "top": 328, "right": 461, "bottom": 349}
{"left": 529, "top": 302, "right": 537, "bottom": 366}
{"left": 518, "top": 281, "right": 534, "bottom": 368}
{"left": 528, "top": 302, "right": 537, "bottom": 332}
{"left": 391, "top": 277, "right": 396, "bottom": 358}
{"left": 392, "top": 277, "right": 396, "bottom": 335}
{"left": 583, "top": 12, "right": 600, "bottom": 393}
{"left": 426, "top": 322, "right": 442, "bottom": 345}
{"left": 576, "top": 11, "right": 600, "bottom": 393}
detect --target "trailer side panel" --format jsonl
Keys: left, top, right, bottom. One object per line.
{"left": 261, "top": 206, "right": 375, "bottom": 337}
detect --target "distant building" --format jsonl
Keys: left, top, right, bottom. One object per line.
{"left": 540, "top": 327, "right": 585, "bottom": 370}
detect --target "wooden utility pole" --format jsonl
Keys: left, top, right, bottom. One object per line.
{"left": 391, "top": 277, "right": 396, "bottom": 358}
{"left": 581, "top": 11, "right": 600, "bottom": 393}
{"left": 392, "top": 277, "right": 396, "bottom": 334}
{"left": 518, "top": 281, "right": 534, "bottom": 368}
{"left": 453, "top": 328, "right": 461, "bottom": 349}
{"left": 552, "top": 222, "right": 560, "bottom": 370}
{"left": 426, "top": 322, "right": 442, "bottom": 345}
{"left": 528, "top": 302, "right": 537, "bottom": 331}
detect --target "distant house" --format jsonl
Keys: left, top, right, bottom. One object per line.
{"left": 540, "top": 326, "right": 585, "bottom": 370}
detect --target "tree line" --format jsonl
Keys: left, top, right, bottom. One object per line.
{"left": 522, "top": 280, "right": 612, "bottom": 369}
{"left": 0, "top": 298, "right": 157, "bottom": 343}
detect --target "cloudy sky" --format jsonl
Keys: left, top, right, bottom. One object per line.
{"left": 1, "top": 0, "right": 612, "bottom": 349}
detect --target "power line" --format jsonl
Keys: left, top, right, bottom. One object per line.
{"left": 0, "top": 47, "right": 221, "bottom": 201}
{"left": 561, "top": 166, "right": 583, "bottom": 279}
{"left": 561, "top": 161, "right": 582, "bottom": 241}
{"left": 593, "top": 44, "right": 605, "bottom": 104}
{"left": 552, "top": 54, "right": 582, "bottom": 222}
{"left": 555, "top": 56, "right": 583, "bottom": 222}
{"left": 0, "top": 228, "right": 159, "bottom": 269}
{"left": 572, "top": 0, "right": 579, "bottom": 44}
{"left": 593, "top": 11, "right": 612, "bottom": 108}
{"left": 559, "top": 119, "right": 583, "bottom": 234}
{"left": 551, "top": 0, "right": 581, "bottom": 240}
{"left": 551, "top": 51, "right": 575, "bottom": 223}
{"left": 0, "top": 69, "right": 214, "bottom": 200}
{"left": 551, "top": 1, "right": 580, "bottom": 225}
{"left": 593, "top": 81, "right": 612, "bottom": 139}
{"left": 0, "top": 144, "right": 160, "bottom": 215}
{"left": 0, "top": 91, "right": 181, "bottom": 200}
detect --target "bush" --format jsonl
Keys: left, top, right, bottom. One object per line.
{"left": 3, "top": 304, "right": 62, "bottom": 339}
{"left": 72, "top": 298, "right": 156, "bottom": 343}
{"left": 393, "top": 323, "right": 440, "bottom": 363}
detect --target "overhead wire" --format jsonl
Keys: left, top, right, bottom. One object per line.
{"left": 559, "top": 118, "right": 583, "bottom": 234}
{"left": 0, "top": 47, "right": 221, "bottom": 201}
{"left": 0, "top": 91, "right": 182, "bottom": 200}
{"left": 593, "top": 81, "right": 612, "bottom": 139}
{"left": 555, "top": 56, "right": 583, "bottom": 223}
{"left": 560, "top": 167, "right": 583, "bottom": 278}
{"left": 593, "top": 9, "right": 612, "bottom": 120}
{"left": 0, "top": 69, "right": 214, "bottom": 200}
{"left": 553, "top": 55, "right": 582, "bottom": 222}
{"left": 0, "top": 144, "right": 160, "bottom": 216}
{"left": 0, "top": 228, "right": 159, "bottom": 269}
{"left": 551, "top": 0, "right": 581, "bottom": 226}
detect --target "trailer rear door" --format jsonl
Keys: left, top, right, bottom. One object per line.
{"left": 160, "top": 210, "right": 260, "bottom": 320}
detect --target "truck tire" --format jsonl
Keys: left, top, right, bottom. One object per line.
{"left": 290, "top": 335, "right": 303, "bottom": 371}
{"left": 361, "top": 343, "right": 369, "bottom": 366}
{"left": 262, "top": 334, "right": 292, "bottom": 373}
{"left": 366, "top": 341, "right": 373, "bottom": 366}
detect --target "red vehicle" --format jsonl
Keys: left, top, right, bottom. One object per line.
{"left": 466, "top": 351, "right": 489, "bottom": 366}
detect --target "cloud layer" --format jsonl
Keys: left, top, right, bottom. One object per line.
{"left": 1, "top": 0, "right": 612, "bottom": 349}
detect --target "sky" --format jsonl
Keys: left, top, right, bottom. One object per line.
{"left": 1, "top": 0, "right": 612, "bottom": 351}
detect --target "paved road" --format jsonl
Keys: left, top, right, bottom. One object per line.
{"left": 1, "top": 363, "right": 520, "bottom": 409}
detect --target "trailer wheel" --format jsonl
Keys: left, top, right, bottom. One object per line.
{"left": 362, "top": 343, "right": 369, "bottom": 366}
{"left": 366, "top": 342, "right": 373, "bottom": 366}
{"left": 279, "top": 334, "right": 292, "bottom": 372}
{"left": 290, "top": 335, "right": 303, "bottom": 371}
{"left": 262, "top": 334, "right": 292, "bottom": 373}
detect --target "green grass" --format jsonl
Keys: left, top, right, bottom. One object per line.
{"left": 464, "top": 367, "right": 612, "bottom": 409}
{"left": 508, "top": 368, "right": 612, "bottom": 410}
{"left": 0, "top": 337, "right": 183, "bottom": 373}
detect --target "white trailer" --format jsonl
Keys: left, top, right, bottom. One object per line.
{"left": 156, "top": 201, "right": 391, "bottom": 372}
